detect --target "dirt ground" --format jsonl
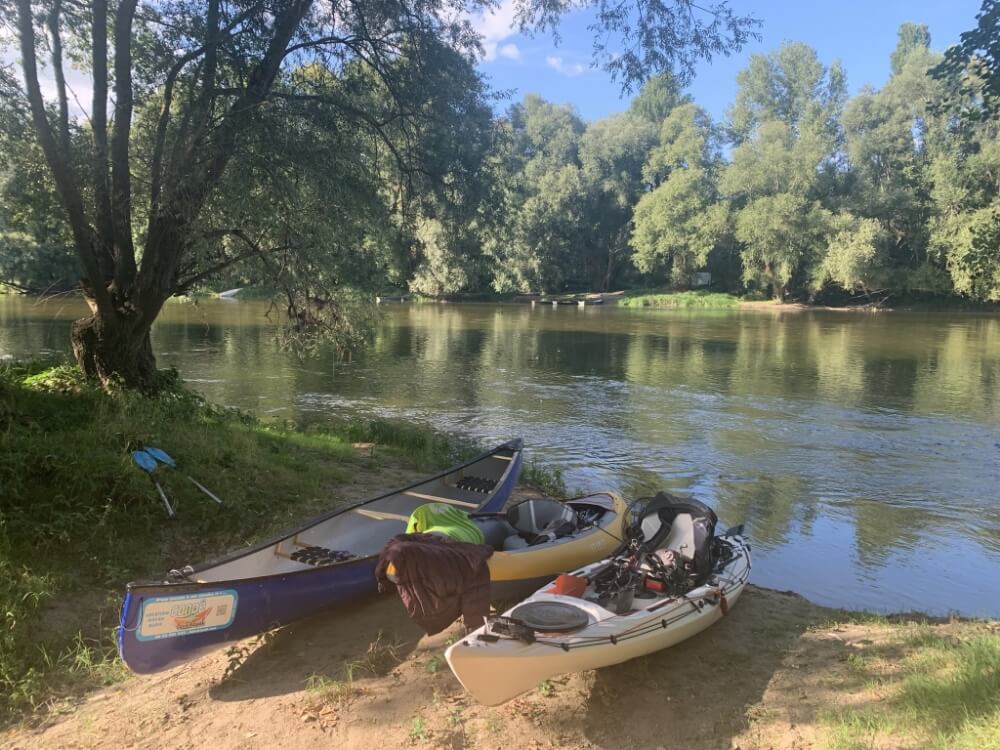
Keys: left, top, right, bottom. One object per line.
{"left": 4, "top": 583, "right": 968, "bottom": 750}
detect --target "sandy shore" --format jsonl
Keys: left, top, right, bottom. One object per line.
{"left": 4, "top": 584, "right": 993, "bottom": 750}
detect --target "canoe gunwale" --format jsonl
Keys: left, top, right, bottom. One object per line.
{"left": 125, "top": 438, "right": 523, "bottom": 592}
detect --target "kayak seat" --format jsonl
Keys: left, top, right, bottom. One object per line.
{"left": 472, "top": 516, "right": 519, "bottom": 551}
{"left": 456, "top": 476, "right": 497, "bottom": 493}
{"left": 506, "top": 499, "right": 578, "bottom": 546}
{"left": 661, "top": 513, "right": 696, "bottom": 561}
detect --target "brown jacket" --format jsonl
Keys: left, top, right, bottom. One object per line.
{"left": 375, "top": 533, "right": 493, "bottom": 635}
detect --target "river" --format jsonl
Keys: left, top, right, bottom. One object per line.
{"left": 2, "top": 295, "right": 999, "bottom": 617}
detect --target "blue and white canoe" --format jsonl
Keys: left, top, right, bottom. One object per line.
{"left": 118, "top": 439, "right": 523, "bottom": 674}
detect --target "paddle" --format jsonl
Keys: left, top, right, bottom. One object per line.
{"left": 132, "top": 450, "right": 176, "bottom": 518}
{"left": 145, "top": 447, "right": 224, "bottom": 505}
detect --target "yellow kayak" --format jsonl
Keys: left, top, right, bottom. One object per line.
{"left": 480, "top": 492, "right": 627, "bottom": 601}
{"left": 385, "top": 493, "right": 627, "bottom": 602}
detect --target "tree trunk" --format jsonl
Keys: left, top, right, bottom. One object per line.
{"left": 70, "top": 308, "right": 157, "bottom": 388}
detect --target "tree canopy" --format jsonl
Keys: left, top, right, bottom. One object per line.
{"left": 1, "top": 0, "right": 760, "bottom": 385}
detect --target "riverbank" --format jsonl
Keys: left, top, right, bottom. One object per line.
{"left": 0, "top": 362, "right": 561, "bottom": 724}
{"left": 3, "top": 586, "right": 996, "bottom": 750}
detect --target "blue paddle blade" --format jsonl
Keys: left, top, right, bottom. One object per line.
{"left": 132, "top": 450, "right": 158, "bottom": 473}
{"left": 145, "top": 446, "right": 177, "bottom": 469}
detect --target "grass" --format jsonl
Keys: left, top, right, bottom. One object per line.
{"left": 409, "top": 716, "right": 429, "bottom": 742}
{"left": 819, "top": 624, "right": 1000, "bottom": 750}
{"left": 0, "top": 360, "right": 480, "bottom": 724}
{"left": 618, "top": 290, "right": 741, "bottom": 309}
{"left": 619, "top": 289, "right": 741, "bottom": 308}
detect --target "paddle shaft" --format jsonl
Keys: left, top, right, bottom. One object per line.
{"left": 187, "top": 476, "right": 223, "bottom": 505}
{"left": 150, "top": 476, "right": 176, "bottom": 518}
{"left": 146, "top": 447, "right": 223, "bottom": 506}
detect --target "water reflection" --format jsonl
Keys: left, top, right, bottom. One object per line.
{"left": 2, "top": 297, "right": 999, "bottom": 616}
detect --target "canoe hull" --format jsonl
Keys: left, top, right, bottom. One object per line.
{"left": 119, "top": 439, "right": 523, "bottom": 674}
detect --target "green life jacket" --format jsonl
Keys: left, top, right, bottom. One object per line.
{"left": 405, "top": 503, "right": 485, "bottom": 545}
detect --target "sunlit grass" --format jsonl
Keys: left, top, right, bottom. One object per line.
{"left": 819, "top": 626, "right": 1000, "bottom": 750}
{"left": 618, "top": 290, "right": 740, "bottom": 309}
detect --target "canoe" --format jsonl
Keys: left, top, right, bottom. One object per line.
{"left": 475, "top": 492, "right": 628, "bottom": 601}
{"left": 118, "top": 439, "right": 524, "bottom": 674}
{"left": 446, "top": 502, "right": 750, "bottom": 705}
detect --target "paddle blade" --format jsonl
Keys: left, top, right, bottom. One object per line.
{"left": 132, "top": 450, "right": 157, "bottom": 473}
{"left": 145, "top": 447, "right": 177, "bottom": 469}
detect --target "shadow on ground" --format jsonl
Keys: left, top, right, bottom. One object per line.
{"left": 209, "top": 592, "right": 425, "bottom": 703}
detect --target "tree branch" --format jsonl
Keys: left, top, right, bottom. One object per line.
{"left": 175, "top": 229, "right": 293, "bottom": 292}
{"left": 15, "top": 0, "right": 111, "bottom": 314}
{"left": 149, "top": 3, "right": 265, "bottom": 210}
{"left": 139, "top": 0, "right": 313, "bottom": 303}
{"left": 90, "top": 0, "right": 115, "bottom": 279}
{"left": 111, "top": 0, "right": 139, "bottom": 290}
{"left": 45, "top": 0, "right": 70, "bottom": 155}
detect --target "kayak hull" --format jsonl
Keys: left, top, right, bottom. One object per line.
{"left": 487, "top": 492, "right": 627, "bottom": 601}
{"left": 447, "top": 535, "right": 750, "bottom": 706}
{"left": 119, "top": 439, "right": 523, "bottom": 674}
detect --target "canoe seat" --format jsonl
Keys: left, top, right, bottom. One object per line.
{"left": 289, "top": 546, "right": 356, "bottom": 566}
{"left": 456, "top": 475, "right": 497, "bottom": 493}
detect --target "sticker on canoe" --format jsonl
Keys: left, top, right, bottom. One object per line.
{"left": 136, "top": 590, "right": 238, "bottom": 641}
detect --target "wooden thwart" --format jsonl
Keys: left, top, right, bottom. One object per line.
{"left": 402, "top": 490, "right": 478, "bottom": 508}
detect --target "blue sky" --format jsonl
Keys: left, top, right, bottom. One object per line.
{"left": 472, "top": 0, "right": 985, "bottom": 122}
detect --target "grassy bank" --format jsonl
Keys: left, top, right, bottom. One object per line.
{"left": 618, "top": 290, "right": 742, "bottom": 309}
{"left": 811, "top": 618, "right": 1000, "bottom": 750}
{"left": 0, "top": 362, "right": 559, "bottom": 724}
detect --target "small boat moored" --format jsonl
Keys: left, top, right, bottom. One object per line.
{"left": 475, "top": 492, "right": 628, "bottom": 601}
{"left": 119, "top": 439, "right": 524, "bottom": 674}
{"left": 446, "top": 495, "right": 750, "bottom": 705}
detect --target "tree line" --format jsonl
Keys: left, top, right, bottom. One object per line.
{"left": 419, "top": 23, "right": 1000, "bottom": 304}
{"left": 0, "top": 0, "right": 997, "bottom": 386}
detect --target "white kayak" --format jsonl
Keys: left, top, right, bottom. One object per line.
{"left": 446, "top": 499, "right": 750, "bottom": 706}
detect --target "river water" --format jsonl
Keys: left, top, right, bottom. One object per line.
{"left": 2, "top": 296, "right": 999, "bottom": 617}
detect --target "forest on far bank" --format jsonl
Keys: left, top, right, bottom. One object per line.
{"left": 2, "top": 22, "right": 999, "bottom": 306}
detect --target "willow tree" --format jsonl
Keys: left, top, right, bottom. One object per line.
{"left": 7, "top": 0, "right": 759, "bottom": 387}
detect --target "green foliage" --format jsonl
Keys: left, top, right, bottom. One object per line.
{"left": 727, "top": 42, "right": 846, "bottom": 144}
{"left": 520, "top": 462, "right": 567, "bottom": 497}
{"left": 632, "top": 104, "right": 728, "bottom": 286}
{"left": 937, "top": 207, "right": 1000, "bottom": 301}
{"left": 618, "top": 291, "right": 739, "bottom": 308}
{"left": 814, "top": 216, "right": 883, "bottom": 293}
{"left": 6, "top": 14, "right": 1000, "bottom": 313}
{"left": 932, "top": 0, "right": 1000, "bottom": 120}
{"left": 891, "top": 23, "right": 932, "bottom": 76}
{"left": 723, "top": 43, "right": 846, "bottom": 300}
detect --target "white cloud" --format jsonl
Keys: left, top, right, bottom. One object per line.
{"left": 545, "top": 55, "right": 587, "bottom": 77}
{"left": 498, "top": 43, "right": 521, "bottom": 61}
{"left": 470, "top": 0, "right": 519, "bottom": 62}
